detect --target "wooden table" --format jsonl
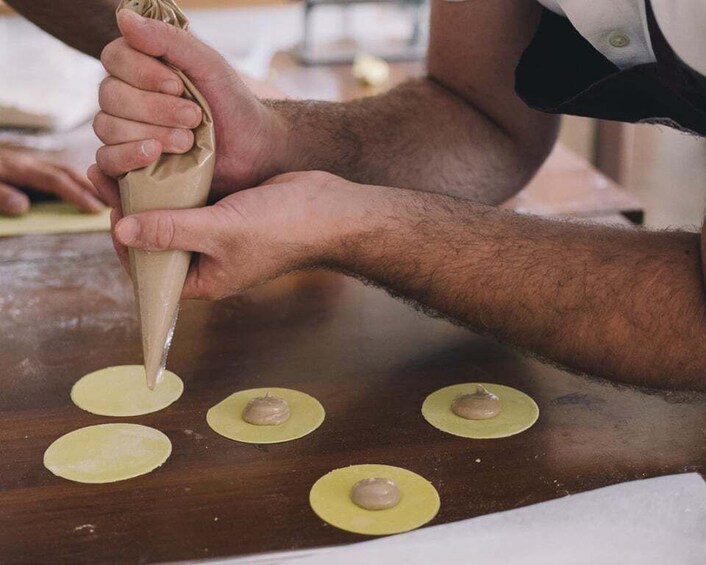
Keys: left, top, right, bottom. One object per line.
{"left": 1, "top": 234, "right": 705, "bottom": 563}
{"left": 1, "top": 52, "right": 703, "bottom": 565}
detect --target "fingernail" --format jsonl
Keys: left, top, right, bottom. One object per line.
{"left": 177, "top": 106, "right": 200, "bottom": 128}
{"left": 170, "top": 129, "right": 191, "bottom": 151}
{"left": 116, "top": 217, "right": 140, "bottom": 244}
{"left": 160, "top": 79, "right": 181, "bottom": 96}
{"left": 141, "top": 139, "right": 160, "bottom": 157}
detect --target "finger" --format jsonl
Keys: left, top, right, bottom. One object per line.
{"left": 57, "top": 163, "right": 101, "bottom": 198}
{"left": 258, "top": 172, "right": 302, "bottom": 187}
{"left": 19, "top": 165, "right": 104, "bottom": 213}
{"left": 114, "top": 206, "right": 219, "bottom": 254}
{"left": 182, "top": 256, "right": 207, "bottom": 300}
{"left": 117, "top": 9, "right": 229, "bottom": 83}
{"left": 101, "top": 37, "right": 184, "bottom": 96}
{"left": 99, "top": 76, "right": 201, "bottom": 130}
{"left": 182, "top": 256, "right": 225, "bottom": 301}
{"left": 95, "top": 139, "right": 162, "bottom": 177}
{"left": 110, "top": 208, "right": 131, "bottom": 275}
{"left": 0, "top": 153, "right": 103, "bottom": 213}
{"left": 87, "top": 164, "right": 122, "bottom": 211}
{"left": 0, "top": 182, "right": 30, "bottom": 216}
{"left": 93, "top": 112, "right": 194, "bottom": 154}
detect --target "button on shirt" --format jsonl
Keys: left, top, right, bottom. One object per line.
{"left": 443, "top": 0, "right": 706, "bottom": 135}
{"left": 537, "top": 0, "right": 656, "bottom": 69}
{"left": 514, "top": 0, "right": 706, "bottom": 135}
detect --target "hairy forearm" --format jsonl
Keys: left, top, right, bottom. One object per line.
{"left": 266, "top": 79, "right": 557, "bottom": 204}
{"left": 6, "top": 0, "right": 119, "bottom": 58}
{"left": 328, "top": 187, "right": 706, "bottom": 391}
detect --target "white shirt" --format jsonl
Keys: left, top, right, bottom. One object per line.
{"left": 536, "top": 0, "right": 706, "bottom": 76}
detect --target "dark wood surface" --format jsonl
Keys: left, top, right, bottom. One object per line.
{"left": 0, "top": 231, "right": 705, "bottom": 564}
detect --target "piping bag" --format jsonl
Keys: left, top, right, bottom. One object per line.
{"left": 116, "top": 0, "right": 215, "bottom": 389}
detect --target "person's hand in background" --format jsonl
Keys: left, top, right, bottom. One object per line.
{"left": 0, "top": 148, "right": 104, "bottom": 217}
{"left": 94, "top": 9, "right": 289, "bottom": 198}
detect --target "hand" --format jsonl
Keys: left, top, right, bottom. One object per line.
{"left": 0, "top": 148, "right": 104, "bottom": 217}
{"left": 87, "top": 167, "right": 382, "bottom": 300}
{"left": 94, "top": 9, "right": 288, "bottom": 196}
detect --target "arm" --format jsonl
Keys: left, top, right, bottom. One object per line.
{"left": 329, "top": 187, "right": 706, "bottom": 391}
{"left": 270, "top": 0, "right": 558, "bottom": 200}
{"left": 5, "top": 0, "right": 119, "bottom": 58}
{"left": 89, "top": 169, "right": 706, "bottom": 392}
{"left": 95, "top": 1, "right": 558, "bottom": 202}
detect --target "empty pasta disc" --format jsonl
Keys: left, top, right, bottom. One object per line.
{"left": 71, "top": 365, "right": 183, "bottom": 417}
{"left": 44, "top": 424, "right": 172, "bottom": 483}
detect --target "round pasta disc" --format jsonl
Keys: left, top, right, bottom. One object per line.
{"left": 71, "top": 365, "right": 184, "bottom": 417}
{"left": 422, "top": 383, "right": 539, "bottom": 439}
{"left": 44, "top": 424, "right": 172, "bottom": 484}
{"left": 309, "top": 464, "right": 440, "bottom": 536}
{"left": 206, "top": 387, "right": 325, "bottom": 444}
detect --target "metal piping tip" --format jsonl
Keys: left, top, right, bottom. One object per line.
{"left": 145, "top": 364, "right": 165, "bottom": 391}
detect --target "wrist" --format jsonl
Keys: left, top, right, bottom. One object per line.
{"left": 317, "top": 179, "right": 400, "bottom": 271}
{"left": 259, "top": 99, "right": 299, "bottom": 178}
{"left": 213, "top": 101, "right": 295, "bottom": 196}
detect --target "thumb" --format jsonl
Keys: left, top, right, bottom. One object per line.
{"left": 117, "top": 9, "right": 227, "bottom": 83}
{"left": 115, "top": 206, "right": 218, "bottom": 253}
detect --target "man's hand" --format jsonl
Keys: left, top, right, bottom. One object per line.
{"left": 94, "top": 9, "right": 288, "bottom": 195}
{"left": 87, "top": 166, "right": 373, "bottom": 299}
{"left": 0, "top": 148, "right": 104, "bottom": 217}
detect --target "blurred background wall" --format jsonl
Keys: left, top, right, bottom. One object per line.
{"left": 560, "top": 117, "right": 706, "bottom": 230}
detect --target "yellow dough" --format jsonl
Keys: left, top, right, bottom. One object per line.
{"left": 206, "top": 387, "right": 325, "bottom": 444}
{"left": 309, "top": 464, "right": 440, "bottom": 536}
{"left": 44, "top": 424, "right": 171, "bottom": 483}
{"left": 71, "top": 365, "right": 184, "bottom": 417}
{"left": 422, "top": 383, "right": 539, "bottom": 439}
{"left": 0, "top": 202, "right": 110, "bottom": 237}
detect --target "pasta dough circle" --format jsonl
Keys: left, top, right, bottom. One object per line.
{"left": 309, "top": 464, "right": 440, "bottom": 536}
{"left": 422, "top": 383, "right": 538, "bottom": 439}
{"left": 71, "top": 365, "right": 184, "bottom": 417}
{"left": 207, "top": 387, "right": 325, "bottom": 444}
{"left": 44, "top": 424, "right": 172, "bottom": 483}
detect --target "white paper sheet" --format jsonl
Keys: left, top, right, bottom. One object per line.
{"left": 207, "top": 473, "right": 706, "bottom": 565}
{"left": 0, "top": 17, "right": 104, "bottom": 132}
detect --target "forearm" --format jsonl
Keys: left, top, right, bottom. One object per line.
{"left": 266, "top": 79, "right": 558, "bottom": 204}
{"left": 327, "top": 186, "right": 706, "bottom": 391}
{"left": 6, "top": 0, "right": 119, "bottom": 58}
